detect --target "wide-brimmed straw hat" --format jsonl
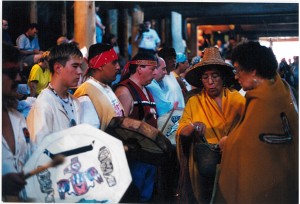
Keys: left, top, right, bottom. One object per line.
{"left": 185, "top": 47, "right": 235, "bottom": 88}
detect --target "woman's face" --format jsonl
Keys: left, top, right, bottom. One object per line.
{"left": 233, "top": 62, "right": 256, "bottom": 91}
{"left": 201, "top": 69, "right": 223, "bottom": 98}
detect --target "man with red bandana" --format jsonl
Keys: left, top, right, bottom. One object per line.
{"left": 74, "top": 43, "right": 124, "bottom": 131}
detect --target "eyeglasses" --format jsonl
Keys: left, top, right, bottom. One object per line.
{"left": 201, "top": 73, "right": 221, "bottom": 83}
{"left": 232, "top": 68, "right": 243, "bottom": 76}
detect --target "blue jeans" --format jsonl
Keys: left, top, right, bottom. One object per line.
{"left": 129, "top": 159, "right": 156, "bottom": 202}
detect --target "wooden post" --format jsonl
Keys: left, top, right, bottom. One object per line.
{"left": 121, "top": 9, "right": 129, "bottom": 59}
{"left": 30, "top": 1, "right": 38, "bottom": 23}
{"left": 131, "top": 5, "right": 144, "bottom": 57}
{"left": 74, "top": 1, "right": 95, "bottom": 50}
{"left": 61, "top": 1, "right": 67, "bottom": 36}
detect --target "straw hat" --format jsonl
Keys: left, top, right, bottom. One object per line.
{"left": 185, "top": 47, "right": 235, "bottom": 88}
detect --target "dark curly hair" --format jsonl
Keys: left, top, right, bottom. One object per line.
{"left": 231, "top": 41, "right": 278, "bottom": 79}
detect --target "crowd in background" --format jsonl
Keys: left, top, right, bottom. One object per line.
{"left": 2, "top": 15, "right": 299, "bottom": 204}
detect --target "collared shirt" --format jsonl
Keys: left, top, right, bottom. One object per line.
{"left": 161, "top": 73, "right": 185, "bottom": 108}
{"left": 147, "top": 79, "right": 173, "bottom": 117}
{"left": 16, "top": 34, "right": 40, "bottom": 51}
{"left": 27, "top": 88, "right": 81, "bottom": 151}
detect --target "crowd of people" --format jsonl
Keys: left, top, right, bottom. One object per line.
{"left": 2, "top": 17, "right": 299, "bottom": 204}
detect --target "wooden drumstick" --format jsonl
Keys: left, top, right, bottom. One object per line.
{"left": 24, "top": 155, "right": 65, "bottom": 179}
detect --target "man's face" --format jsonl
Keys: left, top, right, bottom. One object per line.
{"left": 2, "top": 20, "right": 8, "bottom": 30}
{"left": 164, "top": 56, "right": 176, "bottom": 73}
{"left": 59, "top": 56, "right": 83, "bottom": 88}
{"left": 178, "top": 60, "right": 189, "bottom": 74}
{"left": 101, "top": 60, "right": 120, "bottom": 84}
{"left": 154, "top": 58, "right": 167, "bottom": 82}
{"left": 2, "top": 62, "right": 21, "bottom": 97}
{"left": 139, "top": 65, "right": 156, "bottom": 86}
{"left": 28, "top": 27, "right": 38, "bottom": 38}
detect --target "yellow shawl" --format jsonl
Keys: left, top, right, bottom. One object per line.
{"left": 176, "top": 88, "right": 245, "bottom": 203}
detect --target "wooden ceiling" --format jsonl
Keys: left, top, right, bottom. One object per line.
{"left": 100, "top": 1, "right": 299, "bottom": 38}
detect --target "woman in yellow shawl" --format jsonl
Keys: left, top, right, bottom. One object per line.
{"left": 215, "top": 41, "right": 298, "bottom": 204}
{"left": 176, "top": 47, "right": 245, "bottom": 203}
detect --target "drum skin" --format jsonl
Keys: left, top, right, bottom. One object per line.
{"left": 23, "top": 124, "right": 132, "bottom": 203}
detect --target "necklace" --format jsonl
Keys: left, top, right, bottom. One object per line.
{"left": 48, "top": 84, "right": 70, "bottom": 103}
{"left": 48, "top": 84, "right": 75, "bottom": 123}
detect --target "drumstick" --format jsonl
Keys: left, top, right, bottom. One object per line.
{"left": 24, "top": 155, "right": 65, "bottom": 179}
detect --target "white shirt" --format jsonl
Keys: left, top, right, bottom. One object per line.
{"left": 78, "top": 78, "right": 124, "bottom": 129}
{"left": 2, "top": 109, "right": 30, "bottom": 175}
{"left": 135, "top": 28, "right": 161, "bottom": 51}
{"left": 161, "top": 74, "right": 185, "bottom": 108}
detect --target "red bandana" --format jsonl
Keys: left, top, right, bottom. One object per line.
{"left": 88, "top": 48, "right": 118, "bottom": 69}
{"left": 121, "top": 60, "right": 158, "bottom": 79}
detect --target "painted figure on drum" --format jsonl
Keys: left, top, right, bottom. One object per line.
{"left": 37, "top": 168, "right": 55, "bottom": 202}
{"left": 98, "top": 146, "right": 116, "bottom": 187}
{"left": 57, "top": 157, "right": 103, "bottom": 199}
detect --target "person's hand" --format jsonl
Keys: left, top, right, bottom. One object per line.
{"left": 218, "top": 136, "right": 228, "bottom": 151}
{"left": 192, "top": 122, "right": 206, "bottom": 136}
{"left": 2, "top": 172, "right": 27, "bottom": 196}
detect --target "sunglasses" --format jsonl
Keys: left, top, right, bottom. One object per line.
{"left": 3, "top": 68, "right": 21, "bottom": 80}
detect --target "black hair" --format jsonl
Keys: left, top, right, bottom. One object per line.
{"left": 2, "top": 42, "right": 21, "bottom": 64}
{"left": 48, "top": 43, "right": 83, "bottom": 74}
{"left": 158, "top": 47, "right": 176, "bottom": 59}
{"left": 231, "top": 41, "right": 278, "bottom": 79}
{"left": 26, "top": 23, "right": 39, "bottom": 31}
{"left": 82, "top": 43, "right": 114, "bottom": 80}
{"left": 88, "top": 43, "right": 113, "bottom": 62}
{"left": 2, "top": 43, "right": 22, "bottom": 109}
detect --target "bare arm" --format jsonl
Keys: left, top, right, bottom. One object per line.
{"left": 19, "top": 49, "right": 42, "bottom": 55}
{"left": 114, "top": 86, "right": 133, "bottom": 116}
{"left": 29, "top": 81, "right": 38, "bottom": 97}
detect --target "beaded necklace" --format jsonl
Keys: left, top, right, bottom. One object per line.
{"left": 48, "top": 84, "right": 76, "bottom": 127}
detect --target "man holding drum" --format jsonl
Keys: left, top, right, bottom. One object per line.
{"left": 114, "top": 52, "right": 158, "bottom": 202}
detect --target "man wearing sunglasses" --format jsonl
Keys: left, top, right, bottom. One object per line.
{"left": 2, "top": 43, "right": 31, "bottom": 201}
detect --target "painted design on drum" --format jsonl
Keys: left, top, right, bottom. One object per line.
{"left": 98, "top": 146, "right": 116, "bottom": 187}
{"left": 57, "top": 156, "right": 103, "bottom": 200}
{"left": 166, "top": 115, "right": 181, "bottom": 137}
{"left": 37, "top": 168, "right": 55, "bottom": 203}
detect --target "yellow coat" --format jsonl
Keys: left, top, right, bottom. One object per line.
{"left": 216, "top": 75, "right": 298, "bottom": 204}
{"left": 176, "top": 88, "right": 245, "bottom": 203}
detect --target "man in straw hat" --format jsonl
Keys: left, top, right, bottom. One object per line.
{"left": 176, "top": 47, "right": 245, "bottom": 203}
{"left": 74, "top": 43, "right": 124, "bottom": 131}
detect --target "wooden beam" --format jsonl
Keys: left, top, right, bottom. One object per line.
{"left": 74, "top": 1, "right": 95, "bottom": 50}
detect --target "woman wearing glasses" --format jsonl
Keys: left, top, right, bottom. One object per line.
{"left": 176, "top": 47, "right": 245, "bottom": 204}
{"left": 216, "top": 41, "right": 298, "bottom": 204}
